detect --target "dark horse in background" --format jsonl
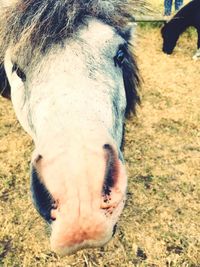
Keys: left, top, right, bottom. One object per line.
{"left": 161, "top": 0, "right": 200, "bottom": 59}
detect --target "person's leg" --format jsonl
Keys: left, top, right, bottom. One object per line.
{"left": 164, "top": 0, "right": 173, "bottom": 16}
{"left": 175, "top": 0, "right": 183, "bottom": 11}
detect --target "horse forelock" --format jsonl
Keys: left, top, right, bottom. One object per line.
{"left": 0, "top": 0, "right": 146, "bottom": 65}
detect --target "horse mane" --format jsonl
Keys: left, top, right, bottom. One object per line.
{"left": 0, "top": 0, "right": 146, "bottom": 63}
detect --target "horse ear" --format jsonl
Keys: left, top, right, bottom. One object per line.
{"left": 0, "top": 64, "right": 11, "bottom": 99}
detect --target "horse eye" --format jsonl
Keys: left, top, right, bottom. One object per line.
{"left": 12, "top": 63, "right": 26, "bottom": 82}
{"left": 114, "top": 49, "right": 125, "bottom": 67}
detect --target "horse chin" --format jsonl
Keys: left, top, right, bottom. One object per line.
{"left": 162, "top": 47, "right": 173, "bottom": 55}
{"left": 50, "top": 234, "right": 111, "bottom": 256}
{"left": 162, "top": 39, "right": 177, "bottom": 55}
{"left": 49, "top": 195, "right": 126, "bottom": 256}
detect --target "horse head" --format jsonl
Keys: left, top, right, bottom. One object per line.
{"left": 0, "top": 0, "right": 142, "bottom": 255}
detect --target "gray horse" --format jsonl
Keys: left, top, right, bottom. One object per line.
{"left": 0, "top": 0, "right": 142, "bottom": 255}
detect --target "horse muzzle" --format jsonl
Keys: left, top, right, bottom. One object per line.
{"left": 30, "top": 133, "right": 127, "bottom": 255}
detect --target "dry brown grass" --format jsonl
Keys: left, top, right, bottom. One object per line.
{"left": 0, "top": 22, "right": 200, "bottom": 267}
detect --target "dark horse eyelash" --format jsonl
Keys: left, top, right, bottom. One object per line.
{"left": 12, "top": 63, "right": 26, "bottom": 82}
{"left": 12, "top": 63, "right": 18, "bottom": 73}
{"left": 113, "top": 43, "right": 129, "bottom": 67}
{"left": 31, "top": 166, "right": 55, "bottom": 224}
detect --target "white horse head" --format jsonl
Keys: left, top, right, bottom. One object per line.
{"left": 0, "top": 0, "right": 142, "bottom": 256}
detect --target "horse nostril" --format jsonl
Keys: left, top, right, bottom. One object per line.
{"left": 31, "top": 165, "right": 56, "bottom": 224}
{"left": 34, "top": 154, "right": 43, "bottom": 163}
{"left": 102, "top": 144, "right": 118, "bottom": 196}
{"left": 50, "top": 201, "right": 59, "bottom": 221}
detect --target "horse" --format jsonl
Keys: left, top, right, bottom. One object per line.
{"left": 0, "top": 0, "right": 143, "bottom": 256}
{"left": 161, "top": 0, "right": 200, "bottom": 59}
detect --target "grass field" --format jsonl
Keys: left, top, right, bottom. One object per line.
{"left": 0, "top": 2, "right": 200, "bottom": 267}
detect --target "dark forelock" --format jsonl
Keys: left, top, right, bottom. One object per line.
{"left": 0, "top": 0, "right": 146, "bottom": 62}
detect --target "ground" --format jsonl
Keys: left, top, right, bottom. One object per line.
{"left": 0, "top": 11, "right": 200, "bottom": 267}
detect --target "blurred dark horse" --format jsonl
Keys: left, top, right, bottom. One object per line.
{"left": 161, "top": 0, "right": 200, "bottom": 59}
